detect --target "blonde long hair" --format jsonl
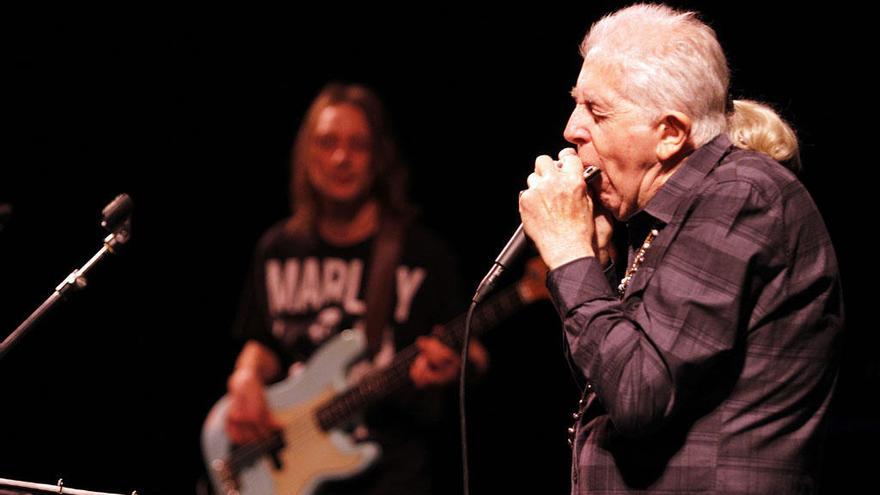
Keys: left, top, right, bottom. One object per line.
{"left": 728, "top": 99, "right": 801, "bottom": 172}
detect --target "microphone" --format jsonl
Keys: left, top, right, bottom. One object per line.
{"left": 101, "top": 193, "right": 133, "bottom": 232}
{"left": 472, "top": 165, "right": 601, "bottom": 303}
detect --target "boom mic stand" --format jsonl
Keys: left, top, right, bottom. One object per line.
{"left": 0, "top": 194, "right": 137, "bottom": 493}
{"left": 0, "top": 477, "right": 136, "bottom": 495}
{"left": 0, "top": 194, "right": 133, "bottom": 360}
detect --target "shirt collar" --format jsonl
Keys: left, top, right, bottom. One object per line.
{"left": 639, "top": 133, "right": 733, "bottom": 225}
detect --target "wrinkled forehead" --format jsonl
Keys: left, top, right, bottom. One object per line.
{"left": 573, "top": 60, "right": 627, "bottom": 107}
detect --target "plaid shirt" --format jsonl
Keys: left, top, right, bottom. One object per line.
{"left": 547, "top": 134, "right": 844, "bottom": 494}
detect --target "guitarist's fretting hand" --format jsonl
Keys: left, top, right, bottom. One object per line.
{"left": 225, "top": 341, "right": 283, "bottom": 445}
{"left": 409, "top": 326, "right": 488, "bottom": 388}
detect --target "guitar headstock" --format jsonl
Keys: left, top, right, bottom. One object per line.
{"left": 516, "top": 257, "right": 551, "bottom": 304}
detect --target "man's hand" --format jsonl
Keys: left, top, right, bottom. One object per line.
{"left": 225, "top": 368, "right": 282, "bottom": 445}
{"left": 409, "top": 326, "right": 488, "bottom": 388}
{"left": 519, "top": 149, "right": 614, "bottom": 269}
{"left": 561, "top": 149, "right": 616, "bottom": 268}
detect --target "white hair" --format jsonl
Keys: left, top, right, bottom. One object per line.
{"left": 580, "top": 3, "right": 729, "bottom": 147}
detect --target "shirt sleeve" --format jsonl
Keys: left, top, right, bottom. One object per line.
{"left": 232, "top": 237, "right": 288, "bottom": 372}
{"left": 546, "top": 179, "right": 783, "bottom": 438}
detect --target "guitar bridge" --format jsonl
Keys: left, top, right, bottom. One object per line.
{"left": 222, "top": 429, "right": 287, "bottom": 487}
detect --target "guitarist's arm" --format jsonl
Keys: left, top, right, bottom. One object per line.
{"left": 225, "top": 340, "right": 283, "bottom": 445}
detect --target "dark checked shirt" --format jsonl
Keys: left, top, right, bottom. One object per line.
{"left": 547, "top": 134, "right": 844, "bottom": 494}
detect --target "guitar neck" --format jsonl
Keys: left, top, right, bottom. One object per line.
{"left": 315, "top": 283, "right": 526, "bottom": 430}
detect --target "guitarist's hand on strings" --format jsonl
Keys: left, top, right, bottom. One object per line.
{"left": 225, "top": 341, "right": 283, "bottom": 445}
{"left": 410, "top": 326, "right": 488, "bottom": 388}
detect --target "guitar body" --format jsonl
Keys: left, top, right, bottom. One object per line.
{"left": 202, "top": 329, "right": 380, "bottom": 495}
{"left": 202, "top": 258, "right": 551, "bottom": 495}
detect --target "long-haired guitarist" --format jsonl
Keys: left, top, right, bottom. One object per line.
{"left": 225, "top": 82, "right": 488, "bottom": 494}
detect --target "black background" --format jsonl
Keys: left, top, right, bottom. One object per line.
{"left": 1, "top": 2, "right": 872, "bottom": 494}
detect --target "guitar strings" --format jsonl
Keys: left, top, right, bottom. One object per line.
{"left": 220, "top": 285, "right": 520, "bottom": 472}
{"left": 223, "top": 346, "right": 420, "bottom": 470}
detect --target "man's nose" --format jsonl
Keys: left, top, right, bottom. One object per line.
{"left": 331, "top": 147, "right": 351, "bottom": 165}
{"left": 564, "top": 111, "right": 590, "bottom": 145}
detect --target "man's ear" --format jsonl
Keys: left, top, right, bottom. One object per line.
{"left": 655, "top": 111, "right": 692, "bottom": 162}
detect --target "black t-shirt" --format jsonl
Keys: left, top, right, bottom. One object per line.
{"left": 234, "top": 219, "right": 464, "bottom": 494}
{"left": 236, "top": 220, "right": 463, "bottom": 368}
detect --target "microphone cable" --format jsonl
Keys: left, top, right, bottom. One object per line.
{"left": 459, "top": 300, "right": 477, "bottom": 495}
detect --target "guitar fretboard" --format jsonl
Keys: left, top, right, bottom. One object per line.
{"left": 315, "top": 284, "right": 525, "bottom": 430}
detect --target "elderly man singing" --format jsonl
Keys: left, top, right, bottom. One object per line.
{"left": 519, "top": 4, "right": 843, "bottom": 494}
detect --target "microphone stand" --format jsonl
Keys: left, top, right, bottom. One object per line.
{"left": 0, "top": 476, "right": 135, "bottom": 495}
{"left": 0, "top": 195, "right": 137, "bottom": 494}
{"left": 0, "top": 196, "right": 132, "bottom": 361}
